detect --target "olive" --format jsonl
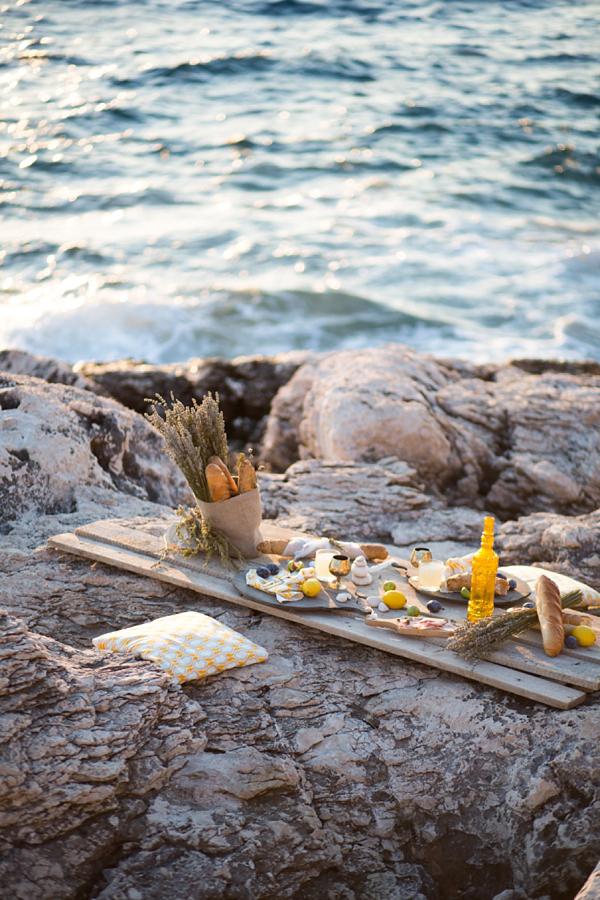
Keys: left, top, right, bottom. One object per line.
{"left": 256, "top": 566, "right": 271, "bottom": 579}
{"left": 267, "top": 563, "right": 280, "bottom": 575}
{"left": 426, "top": 599, "right": 442, "bottom": 613}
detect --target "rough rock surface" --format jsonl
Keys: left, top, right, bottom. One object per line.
{"left": 0, "top": 372, "right": 190, "bottom": 533}
{"left": 437, "top": 365, "right": 600, "bottom": 516}
{"left": 0, "top": 347, "right": 94, "bottom": 390}
{"left": 576, "top": 862, "right": 600, "bottom": 900}
{"left": 1, "top": 352, "right": 599, "bottom": 899}
{"left": 261, "top": 346, "right": 463, "bottom": 480}
{"left": 75, "top": 352, "right": 310, "bottom": 449}
{"left": 0, "top": 611, "right": 204, "bottom": 899}
{"left": 497, "top": 509, "right": 600, "bottom": 589}
{"left": 260, "top": 458, "right": 432, "bottom": 540}
{"left": 262, "top": 347, "right": 600, "bottom": 517}
{"left": 1, "top": 550, "right": 599, "bottom": 900}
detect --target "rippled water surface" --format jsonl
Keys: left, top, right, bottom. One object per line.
{"left": 2, "top": 0, "right": 599, "bottom": 362}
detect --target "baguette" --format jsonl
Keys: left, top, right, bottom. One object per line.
{"left": 208, "top": 456, "right": 238, "bottom": 495}
{"left": 256, "top": 539, "right": 388, "bottom": 561}
{"left": 205, "top": 462, "right": 235, "bottom": 503}
{"left": 535, "top": 574, "right": 564, "bottom": 657}
{"left": 238, "top": 456, "right": 257, "bottom": 493}
{"left": 563, "top": 610, "right": 600, "bottom": 632}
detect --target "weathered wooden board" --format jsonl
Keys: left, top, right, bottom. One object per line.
{"left": 68, "top": 518, "right": 600, "bottom": 685}
{"left": 47, "top": 518, "right": 594, "bottom": 709}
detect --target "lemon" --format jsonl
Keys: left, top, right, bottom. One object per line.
{"left": 301, "top": 577, "right": 321, "bottom": 598}
{"left": 382, "top": 590, "right": 407, "bottom": 609}
{"left": 572, "top": 625, "right": 596, "bottom": 648}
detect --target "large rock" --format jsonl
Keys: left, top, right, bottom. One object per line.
{"left": 0, "top": 611, "right": 204, "bottom": 899}
{"left": 76, "top": 352, "right": 310, "bottom": 449}
{"left": 1, "top": 548, "right": 599, "bottom": 900}
{"left": 437, "top": 365, "right": 600, "bottom": 516}
{"left": 261, "top": 346, "right": 463, "bottom": 482}
{"left": 0, "top": 348, "right": 94, "bottom": 390}
{"left": 260, "top": 458, "right": 432, "bottom": 540}
{"left": 497, "top": 508, "right": 600, "bottom": 589}
{"left": 1, "top": 352, "right": 599, "bottom": 900}
{"left": 0, "top": 373, "right": 190, "bottom": 539}
{"left": 262, "top": 348, "right": 600, "bottom": 517}
{"left": 576, "top": 862, "right": 600, "bottom": 900}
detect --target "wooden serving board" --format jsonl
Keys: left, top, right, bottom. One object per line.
{"left": 237, "top": 573, "right": 373, "bottom": 616}
{"left": 47, "top": 518, "right": 600, "bottom": 710}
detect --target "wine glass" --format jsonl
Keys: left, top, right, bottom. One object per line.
{"left": 329, "top": 554, "right": 351, "bottom": 588}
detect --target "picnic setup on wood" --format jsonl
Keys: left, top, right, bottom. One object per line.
{"left": 49, "top": 393, "right": 600, "bottom": 710}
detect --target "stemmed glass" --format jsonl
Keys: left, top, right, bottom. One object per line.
{"left": 328, "top": 554, "right": 351, "bottom": 588}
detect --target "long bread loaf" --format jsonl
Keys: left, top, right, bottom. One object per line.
{"left": 206, "top": 462, "right": 235, "bottom": 503}
{"left": 208, "top": 456, "right": 238, "bottom": 496}
{"left": 535, "top": 574, "right": 563, "bottom": 657}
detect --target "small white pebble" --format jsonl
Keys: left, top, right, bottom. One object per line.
{"left": 378, "top": 601, "right": 389, "bottom": 612}
{"left": 366, "top": 596, "right": 379, "bottom": 608}
{"left": 337, "top": 592, "right": 350, "bottom": 603}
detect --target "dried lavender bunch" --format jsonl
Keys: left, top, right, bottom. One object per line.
{"left": 447, "top": 589, "right": 583, "bottom": 660}
{"left": 146, "top": 393, "right": 237, "bottom": 562}
{"left": 145, "top": 392, "right": 228, "bottom": 503}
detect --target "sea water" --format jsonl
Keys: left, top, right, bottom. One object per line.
{"left": 1, "top": 0, "right": 599, "bottom": 363}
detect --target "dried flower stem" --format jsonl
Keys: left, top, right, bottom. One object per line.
{"left": 447, "top": 589, "right": 583, "bottom": 659}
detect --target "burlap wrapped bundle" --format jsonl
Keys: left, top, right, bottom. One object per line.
{"left": 197, "top": 488, "right": 262, "bottom": 558}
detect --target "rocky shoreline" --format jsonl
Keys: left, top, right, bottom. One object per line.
{"left": 1, "top": 346, "right": 599, "bottom": 899}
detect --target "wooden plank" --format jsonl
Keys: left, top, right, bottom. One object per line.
{"left": 514, "top": 629, "right": 600, "bottom": 666}
{"left": 483, "top": 643, "right": 600, "bottom": 691}
{"left": 48, "top": 530, "right": 588, "bottom": 710}
{"left": 72, "top": 519, "right": 600, "bottom": 686}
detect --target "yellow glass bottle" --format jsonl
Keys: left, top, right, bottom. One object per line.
{"left": 467, "top": 516, "right": 498, "bottom": 622}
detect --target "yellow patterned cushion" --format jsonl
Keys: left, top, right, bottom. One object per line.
{"left": 93, "top": 611, "right": 268, "bottom": 683}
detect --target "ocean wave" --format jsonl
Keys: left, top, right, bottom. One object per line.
{"left": 133, "top": 52, "right": 275, "bottom": 85}
{"left": 547, "top": 88, "right": 600, "bottom": 107}
{"left": 0, "top": 287, "right": 453, "bottom": 364}
{"left": 523, "top": 146, "right": 600, "bottom": 185}
{"left": 254, "top": 0, "right": 385, "bottom": 19}
{"left": 298, "top": 53, "right": 376, "bottom": 82}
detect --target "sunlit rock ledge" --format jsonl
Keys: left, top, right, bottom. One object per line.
{"left": 0, "top": 346, "right": 599, "bottom": 900}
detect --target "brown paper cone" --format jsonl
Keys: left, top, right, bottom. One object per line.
{"left": 197, "top": 488, "right": 262, "bottom": 558}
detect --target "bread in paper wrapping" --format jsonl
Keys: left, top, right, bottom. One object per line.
{"left": 206, "top": 462, "right": 235, "bottom": 502}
